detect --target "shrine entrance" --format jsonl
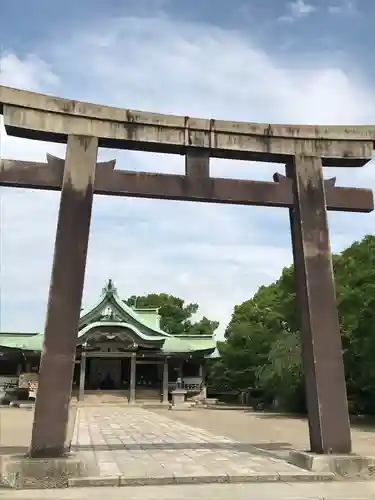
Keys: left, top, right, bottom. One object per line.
{"left": 86, "top": 358, "right": 123, "bottom": 390}
{"left": 136, "top": 362, "right": 161, "bottom": 390}
{"left": 0, "top": 84, "right": 373, "bottom": 459}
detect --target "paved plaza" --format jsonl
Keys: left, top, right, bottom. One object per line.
{"left": 164, "top": 407, "right": 375, "bottom": 459}
{"left": 2, "top": 482, "right": 375, "bottom": 500}
{"left": 69, "top": 406, "right": 332, "bottom": 485}
{"left": 2, "top": 405, "right": 375, "bottom": 489}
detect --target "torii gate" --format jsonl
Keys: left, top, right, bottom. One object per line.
{"left": 0, "top": 85, "right": 373, "bottom": 459}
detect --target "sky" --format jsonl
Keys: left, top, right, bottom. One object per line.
{"left": 0, "top": 0, "right": 374, "bottom": 337}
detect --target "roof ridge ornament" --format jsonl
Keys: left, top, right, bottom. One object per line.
{"left": 102, "top": 278, "right": 117, "bottom": 297}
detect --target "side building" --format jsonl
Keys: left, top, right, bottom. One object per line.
{"left": 0, "top": 280, "right": 219, "bottom": 403}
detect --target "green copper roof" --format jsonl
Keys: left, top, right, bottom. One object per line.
{"left": 78, "top": 321, "right": 166, "bottom": 343}
{"left": 79, "top": 279, "right": 169, "bottom": 337}
{"left": 0, "top": 332, "right": 216, "bottom": 354}
{"left": 0, "top": 280, "right": 218, "bottom": 356}
{"left": 0, "top": 333, "right": 38, "bottom": 338}
{"left": 0, "top": 333, "right": 44, "bottom": 351}
{"left": 162, "top": 336, "right": 216, "bottom": 354}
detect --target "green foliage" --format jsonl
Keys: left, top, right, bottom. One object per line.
{"left": 211, "top": 282, "right": 291, "bottom": 395}
{"left": 334, "top": 235, "right": 375, "bottom": 413}
{"left": 188, "top": 316, "right": 219, "bottom": 336}
{"left": 210, "top": 234, "right": 375, "bottom": 415}
{"left": 125, "top": 293, "right": 218, "bottom": 336}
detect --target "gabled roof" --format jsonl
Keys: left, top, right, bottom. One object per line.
{"left": 79, "top": 279, "right": 170, "bottom": 337}
{"left": 0, "top": 280, "right": 218, "bottom": 355}
{"left": 78, "top": 321, "right": 166, "bottom": 344}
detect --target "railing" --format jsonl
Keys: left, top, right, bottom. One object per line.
{"left": 168, "top": 382, "right": 202, "bottom": 392}
{"left": 1, "top": 381, "right": 18, "bottom": 391}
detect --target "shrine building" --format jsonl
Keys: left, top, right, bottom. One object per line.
{"left": 0, "top": 280, "right": 219, "bottom": 403}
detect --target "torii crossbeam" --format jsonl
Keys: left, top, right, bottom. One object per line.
{"left": 0, "top": 85, "right": 374, "bottom": 459}
{"left": 1, "top": 155, "right": 372, "bottom": 211}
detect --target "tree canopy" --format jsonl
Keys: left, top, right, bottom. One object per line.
{"left": 125, "top": 293, "right": 219, "bottom": 336}
{"left": 209, "top": 235, "right": 375, "bottom": 415}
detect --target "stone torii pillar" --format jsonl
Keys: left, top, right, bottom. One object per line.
{"left": 287, "top": 155, "right": 351, "bottom": 454}
{"left": 29, "top": 135, "right": 98, "bottom": 458}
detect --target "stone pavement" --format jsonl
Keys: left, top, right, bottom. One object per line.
{"left": 70, "top": 406, "right": 333, "bottom": 486}
{"left": 164, "top": 407, "right": 375, "bottom": 459}
{"left": 2, "top": 482, "right": 375, "bottom": 500}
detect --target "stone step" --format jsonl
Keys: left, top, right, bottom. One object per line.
{"left": 135, "top": 389, "right": 161, "bottom": 400}
{"left": 68, "top": 471, "right": 336, "bottom": 488}
{"left": 72, "top": 389, "right": 163, "bottom": 406}
{"left": 72, "top": 391, "right": 129, "bottom": 406}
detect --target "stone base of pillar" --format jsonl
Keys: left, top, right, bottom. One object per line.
{"left": 289, "top": 450, "right": 375, "bottom": 478}
{"left": 170, "top": 389, "right": 192, "bottom": 411}
{"left": 0, "top": 453, "right": 88, "bottom": 489}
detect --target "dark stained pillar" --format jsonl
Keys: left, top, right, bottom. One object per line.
{"left": 287, "top": 155, "right": 351, "bottom": 454}
{"left": 78, "top": 353, "right": 87, "bottom": 402}
{"left": 162, "top": 357, "right": 169, "bottom": 403}
{"left": 29, "top": 135, "right": 98, "bottom": 458}
{"left": 129, "top": 354, "right": 136, "bottom": 403}
{"left": 185, "top": 148, "right": 210, "bottom": 178}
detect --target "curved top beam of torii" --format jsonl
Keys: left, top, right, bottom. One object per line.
{"left": 0, "top": 85, "right": 374, "bottom": 165}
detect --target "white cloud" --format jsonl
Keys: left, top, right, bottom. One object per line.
{"left": 279, "top": 0, "right": 316, "bottom": 22}
{"left": 328, "top": 1, "right": 358, "bottom": 15}
{"left": 0, "top": 52, "right": 59, "bottom": 90}
{"left": 0, "top": 14, "right": 374, "bottom": 338}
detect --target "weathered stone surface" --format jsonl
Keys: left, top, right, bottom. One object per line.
{"left": 29, "top": 135, "right": 98, "bottom": 458}
{"left": 1, "top": 158, "right": 373, "bottom": 212}
{"left": 0, "top": 454, "right": 87, "bottom": 489}
{"left": 289, "top": 450, "right": 375, "bottom": 478}
{"left": 4, "top": 482, "right": 375, "bottom": 500}
{"left": 68, "top": 407, "right": 335, "bottom": 486}
{"left": 1, "top": 85, "right": 373, "bottom": 162}
{"left": 288, "top": 157, "right": 351, "bottom": 454}
{"left": 170, "top": 390, "right": 192, "bottom": 411}
{"left": 68, "top": 476, "right": 120, "bottom": 487}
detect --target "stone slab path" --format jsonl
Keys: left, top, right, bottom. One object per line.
{"left": 3, "top": 482, "right": 375, "bottom": 500}
{"left": 70, "top": 407, "right": 333, "bottom": 486}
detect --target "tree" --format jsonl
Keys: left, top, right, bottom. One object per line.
{"left": 125, "top": 293, "right": 218, "bottom": 336}
{"left": 210, "top": 282, "right": 287, "bottom": 393}
{"left": 188, "top": 316, "right": 219, "bottom": 336}
{"left": 210, "top": 235, "right": 375, "bottom": 415}
{"left": 333, "top": 235, "right": 375, "bottom": 413}
{"left": 257, "top": 329, "right": 305, "bottom": 412}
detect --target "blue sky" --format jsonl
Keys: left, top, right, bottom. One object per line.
{"left": 0, "top": 0, "right": 374, "bottom": 337}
